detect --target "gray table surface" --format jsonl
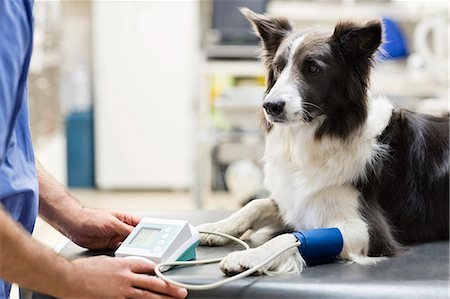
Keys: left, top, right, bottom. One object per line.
{"left": 34, "top": 210, "right": 449, "bottom": 299}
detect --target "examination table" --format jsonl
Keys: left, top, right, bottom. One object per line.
{"left": 31, "top": 210, "right": 449, "bottom": 299}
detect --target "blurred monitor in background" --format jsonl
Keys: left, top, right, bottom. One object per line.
{"left": 212, "top": 0, "right": 268, "bottom": 45}
{"left": 208, "top": 0, "right": 268, "bottom": 59}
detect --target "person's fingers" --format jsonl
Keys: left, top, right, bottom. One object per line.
{"left": 123, "top": 257, "right": 156, "bottom": 274}
{"left": 113, "top": 217, "right": 134, "bottom": 236}
{"left": 108, "top": 235, "right": 125, "bottom": 250}
{"left": 106, "top": 217, "right": 135, "bottom": 250}
{"left": 128, "top": 287, "right": 186, "bottom": 299}
{"left": 131, "top": 275, "right": 188, "bottom": 299}
{"left": 125, "top": 213, "right": 142, "bottom": 226}
{"left": 112, "top": 211, "right": 142, "bottom": 227}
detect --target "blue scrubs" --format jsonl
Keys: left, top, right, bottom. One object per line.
{"left": 0, "top": 0, "right": 38, "bottom": 297}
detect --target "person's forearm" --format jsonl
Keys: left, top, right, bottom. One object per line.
{"left": 37, "top": 160, "right": 83, "bottom": 236}
{"left": 0, "top": 207, "right": 75, "bottom": 298}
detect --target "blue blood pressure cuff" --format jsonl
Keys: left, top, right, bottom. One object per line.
{"left": 292, "top": 228, "right": 343, "bottom": 266}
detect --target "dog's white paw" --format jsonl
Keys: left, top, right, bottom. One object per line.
{"left": 220, "top": 248, "right": 268, "bottom": 276}
{"left": 219, "top": 244, "right": 303, "bottom": 276}
{"left": 197, "top": 221, "right": 245, "bottom": 246}
{"left": 347, "top": 253, "right": 388, "bottom": 266}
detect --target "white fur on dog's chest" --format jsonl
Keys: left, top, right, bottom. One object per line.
{"left": 262, "top": 98, "right": 394, "bottom": 230}
{"left": 263, "top": 127, "right": 364, "bottom": 230}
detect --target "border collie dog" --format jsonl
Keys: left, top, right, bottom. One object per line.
{"left": 198, "top": 8, "right": 449, "bottom": 275}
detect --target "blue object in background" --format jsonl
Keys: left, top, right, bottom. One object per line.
{"left": 293, "top": 228, "right": 344, "bottom": 266}
{"left": 66, "top": 110, "right": 95, "bottom": 187}
{"left": 379, "top": 17, "right": 409, "bottom": 60}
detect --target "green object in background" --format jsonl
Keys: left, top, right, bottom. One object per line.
{"left": 66, "top": 110, "right": 95, "bottom": 187}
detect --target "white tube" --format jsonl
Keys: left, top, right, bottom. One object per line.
{"left": 154, "top": 231, "right": 300, "bottom": 291}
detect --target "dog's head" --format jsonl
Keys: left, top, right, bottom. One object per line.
{"left": 241, "top": 8, "right": 383, "bottom": 139}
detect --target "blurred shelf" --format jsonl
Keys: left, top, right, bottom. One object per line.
{"left": 205, "top": 59, "right": 264, "bottom": 77}
{"left": 371, "top": 61, "right": 448, "bottom": 98}
{"left": 206, "top": 45, "right": 260, "bottom": 60}
{"left": 268, "top": 0, "right": 446, "bottom": 23}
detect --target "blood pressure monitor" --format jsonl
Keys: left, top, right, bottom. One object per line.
{"left": 115, "top": 218, "right": 200, "bottom": 271}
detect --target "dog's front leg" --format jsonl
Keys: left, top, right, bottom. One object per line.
{"left": 336, "top": 218, "right": 387, "bottom": 265}
{"left": 220, "top": 233, "right": 303, "bottom": 276}
{"left": 198, "top": 198, "right": 283, "bottom": 246}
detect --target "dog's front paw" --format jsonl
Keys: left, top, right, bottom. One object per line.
{"left": 197, "top": 221, "right": 241, "bottom": 246}
{"left": 220, "top": 243, "right": 304, "bottom": 276}
{"left": 220, "top": 248, "right": 268, "bottom": 276}
{"left": 346, "top": 253, "right": 388, "bottom": 266}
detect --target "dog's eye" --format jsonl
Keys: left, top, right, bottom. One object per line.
{"left": 308, "top": 64, "right": 320, "bottom": 73}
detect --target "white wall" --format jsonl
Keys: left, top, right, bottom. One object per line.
{"left": 93, "top": 1, "right": 199, "bottom": 190}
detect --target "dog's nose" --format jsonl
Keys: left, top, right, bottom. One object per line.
{"left": 263, "top": 101, "right": 285, "bottom": 117}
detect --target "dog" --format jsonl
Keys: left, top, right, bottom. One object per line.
{"left": 198, "top": 8, "right": 449, "bottom": 276}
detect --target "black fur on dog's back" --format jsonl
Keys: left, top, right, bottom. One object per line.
{"left": 357, "top": 110, "right": 449, "bottom": 256}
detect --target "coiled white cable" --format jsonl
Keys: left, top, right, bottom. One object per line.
{"left": 154, "top": 231, "right": 300, "bottom": 291}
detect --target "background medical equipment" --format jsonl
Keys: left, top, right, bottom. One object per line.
{"left": 116, "top": 217, "right": 343, "bottom": 290}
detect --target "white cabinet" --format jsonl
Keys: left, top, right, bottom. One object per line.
{"left": 92, "top": 1, "right": 199, "bottom": 189}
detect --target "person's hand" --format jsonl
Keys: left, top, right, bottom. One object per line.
{"left": 67, "top": 256, "right": 188, "bottom": 299}
{"left": 66, "top": 208, "right": 141, "bottom": 250}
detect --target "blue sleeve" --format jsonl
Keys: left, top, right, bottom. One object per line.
{"left": 0, "top": 0, "right": 34, "bottom": 165}
{"left": 293, "top": 228, "right": 344, "bottom": 266}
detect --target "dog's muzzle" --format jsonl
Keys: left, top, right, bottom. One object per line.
{"left": 263, "top": 101, "right": 286, "bottom": 121}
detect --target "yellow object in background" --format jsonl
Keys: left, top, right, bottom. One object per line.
{"left": 210, "top": 75, "right": 234, "bottom": 104}
{"left": 209, "top": 74, "right": 266, "bottom": 130}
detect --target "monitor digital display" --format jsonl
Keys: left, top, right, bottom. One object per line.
{"left": 130, "top": 227, "right": 161, "bottom": 247}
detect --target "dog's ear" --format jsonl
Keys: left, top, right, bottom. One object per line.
{"left": 240, "top": 7, "right": 292, "bottom": 57}
{"left": 332, "top": 20, "right": 383, "bottom": 58}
